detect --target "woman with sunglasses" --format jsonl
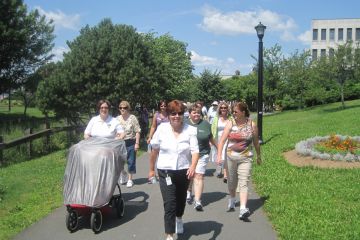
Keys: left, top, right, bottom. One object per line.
{"left": 211, "top": 101, "right": 233, "bottom": 183}
{"left": 216, "top": 102, "right": 261, "bottom": 220}
{"left": 148, "top": 100, "right": 199, "bottom": 240}
{"left": 117, "top": 100, "right": 141, "bottom": 188}
{"left": 146, "top": 100, "right": 169, "bottom": 144}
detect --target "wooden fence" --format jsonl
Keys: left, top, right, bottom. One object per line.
{"left": 0, "top": 125, "right": 84, "bottom": 164}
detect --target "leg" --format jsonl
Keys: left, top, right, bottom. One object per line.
{"left": 158, "top": 169, "right": 177, "bottom": 235}
{"left": 193, "top": 173, "right": 204, "bottom": 202}
{"left": 174, "top": 169, "right": 190, "bottom": 218}
{"left": 237, "top": 160, "right": 252, "bottom": 208}
{"left": 127, "top": 144, "right": 136, "bottom": 183}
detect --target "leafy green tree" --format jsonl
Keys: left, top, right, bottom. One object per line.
{"left": 145, "top": 33, "right": 193, "bottom": 102}
{"left": 282, "top": 50, "right": 312, "bottom": 109}
{"left": 196, "top": 69, "right": 224, "bottom": 106}
{"left": 0, "top": 0, "right": 54, "bottom": 111}
{"left": 36, "top": 19, "right": 193, "bottom": 123}
{"left": 262, "top": 44, "right": 284, "bottom": 112}
{"left": 327, "top": 42, "right": 356, "bottom": 108}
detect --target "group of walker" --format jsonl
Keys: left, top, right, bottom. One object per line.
{"left": 63, "top": 99, "right": 261, "bottom": 240}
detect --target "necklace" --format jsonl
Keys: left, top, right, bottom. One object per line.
{"left": 235, "top": 118, "right": 247, "bottom": 127}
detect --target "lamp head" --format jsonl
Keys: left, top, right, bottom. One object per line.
{"left": 255, "top": 22, "right": 266, "bottom": 39}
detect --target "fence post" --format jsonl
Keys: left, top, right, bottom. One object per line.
{"left": 25, "top": 128, "right": 33, "bottom": 157}
{"left": 0, "top": 136, "right": 3, "bottom": 165}
{"left": 45, "top": 117, "right": 50, "bottom": 153}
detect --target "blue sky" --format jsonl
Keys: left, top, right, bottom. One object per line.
{"left": 24, "top": 0, "right": 360, "bottom": 75}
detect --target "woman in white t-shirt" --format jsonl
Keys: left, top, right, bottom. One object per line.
{"left": 84, "top": 100, "right": 124, "bottom": 139}
{"left": 148, "top": 100, "right": 199, "bottom": 240}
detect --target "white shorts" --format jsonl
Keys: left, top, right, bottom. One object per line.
{"left": 195, "top": 154, "right": 209, "bottom": 174}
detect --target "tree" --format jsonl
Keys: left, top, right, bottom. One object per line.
{"left": 196, "top": 69, "right": 224, "bottom": 106}
{"left": 36, "top": 19, "right": 193, "bottom": 123}
{"left": 282, "top": 50, "right": 312, "bottom": 109}
{"left": 144, "top": 33, "right": 193, "bottom": 102}
{"left": 327, "top": 42, "right": 356, "bottom": 108}
{"left": 0, "top": 0, "right": 54, "bottom": 111}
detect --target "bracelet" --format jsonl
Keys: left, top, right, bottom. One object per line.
{"left": 135, "top": 143, "right": 139, "bottom": 145}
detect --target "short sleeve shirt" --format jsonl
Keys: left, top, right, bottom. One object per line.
{"left": 186, "top": 119, "right": 212, "bottom": 156}
{"left": 117, "top": 114, "right": 141, "bottom": 140}
{"left": 150, "top": 122, "right": 199, "bottom": 170}
{"left": 84, "top": 115, "right": 124, "bottom": 139}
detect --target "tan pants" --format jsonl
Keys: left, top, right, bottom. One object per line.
{"left": 226, "top": 156, "right": 252, "bottom": 193}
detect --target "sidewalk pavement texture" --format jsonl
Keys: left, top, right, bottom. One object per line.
{"left": 14, "top": 152, "right": 277, "bottom": 240}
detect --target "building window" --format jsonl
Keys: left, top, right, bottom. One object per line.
{"left": 329, "top": 48, "right": 335, "bottom": 58}
{"left": 330, "top": 28, "right": 335, "bottom": 41}
{"left": 313, "top": 29, "right": 318, "bottom": 41}
{"left": 356, "top": 28, "right": 360, "bottom": 41}
{"left": 347, "top": 28, "right": 352, "bottom": 41}
{"left": 320, "top": 49, "right": 326, "bottom": 57}
{"left": 321, "top": 29, "right": 326, "bottom": 41}
{"left": 338, "top": 28, "right": 343, "bottom": 41}
{"left": 312, "top": 49, "right": 318, "bottom": 60}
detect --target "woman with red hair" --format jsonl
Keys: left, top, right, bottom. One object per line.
{"left": 149, "top": 100, "right": 199, "bottom": 240}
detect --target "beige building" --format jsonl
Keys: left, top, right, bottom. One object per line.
{"left": 311, "top": 18, "right": 360, "bottom": 59}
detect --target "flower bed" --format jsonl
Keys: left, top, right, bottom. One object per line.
{"left": 295, "top": 135, "right": 360, "bottom": 162}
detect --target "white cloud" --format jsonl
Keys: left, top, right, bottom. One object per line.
{"left": 198, "top": 5, "right": 297, "bottom": 38}
{"left": 35, "top": 6, "right": 80, "bottom": 30}
{"left": 51, "top": 46, "right": 70, "bottom": 62}
{"left": 297, "top": 30, "right": 312, "bottom": 45}
{"left": 191, "top": 50, "right": 252, "bottom": 75}
{"left": 191, "top": 50, "right": 220, "bottom": 66}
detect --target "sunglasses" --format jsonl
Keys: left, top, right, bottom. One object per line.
{"left": 170, "top": 112, "right": 184, "bottom": 116}
{"left": 119, "top": 107, "right": 128, "bottom": 110}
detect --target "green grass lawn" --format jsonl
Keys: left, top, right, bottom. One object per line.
{"left": 0, "top": 100, "right": 359, "bottom": 239}
{"left": 253, "top": 99, "right": 360, "bottom": 239}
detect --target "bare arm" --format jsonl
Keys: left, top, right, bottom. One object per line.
{"left": 146, "top": 114, "right": 157, "bottom": 144}
{"left": 135, "top": 132, "right": 141, "bottom": 150}
{"left": 252, "top": 121, "right": 261, "bottom": 165}
{"left": 209, "top": 136, "right": 217, "bottom": 149}
{"left": 187, "top": 152, "right": 200, "bottom": 179}
{"left": 148, "top": 148, "right": 159, "bottom": 179}
{"left": 84, "top": 133, "right": 91, "bottom": 139}
{"left": 216, "top": 121, "right": 232, "bottom": 165}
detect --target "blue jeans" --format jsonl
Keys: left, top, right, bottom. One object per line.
{"left": 125, "top": 139, "right": 136, "bottom": 174}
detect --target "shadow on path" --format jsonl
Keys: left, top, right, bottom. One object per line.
{"left": 101, "top": 191, "right": 150, "bottom": 232}
{"left": 177, "top": 220, "right": 223, "bottom": 240}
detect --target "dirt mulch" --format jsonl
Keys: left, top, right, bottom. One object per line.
{"left": 283, "top": 150, "right": 360, "bottom": 169}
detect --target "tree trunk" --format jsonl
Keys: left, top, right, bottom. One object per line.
{"left": 8, "top": 88, "right": 11, "bottom": 112}
{"left": 340, "top": 83, "right": 345, "bottom": 109}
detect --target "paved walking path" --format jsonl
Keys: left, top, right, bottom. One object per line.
{"left": 14, "top": 152, "right": 277, "bottom": 240}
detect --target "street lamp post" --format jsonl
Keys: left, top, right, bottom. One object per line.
{"left": 255, "top": 22, "right": 266, "bottom": 144}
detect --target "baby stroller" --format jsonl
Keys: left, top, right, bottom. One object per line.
{"left": 63, "top": 137, "right": 127, "bottom": 233}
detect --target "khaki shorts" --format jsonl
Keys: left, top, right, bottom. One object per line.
{"left": 226, "top": 155, "right": 252, "bottom": 193}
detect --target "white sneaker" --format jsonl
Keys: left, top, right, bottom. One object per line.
{"left": 126, "top": 180, "right": 134, "bottom": 188}
{"left": 175, "top": 217, "right": 184, "bottom": 234}
{"left": 166, "top": 235, "right": 174, "bottom": 240}
{"left": 194, "top": 201, "right": 203, "bottom": 211}
{"left": 227, "top": 198, "right": 235, "bottom": 211}
{"left": 119, "top": 171, "right": 128, "bottom": 185}
{"left": 186, "top": 191, "right": 193, "bottom": 204}
{"left": 239, "top": 208, "right": 250, "bottom": 220}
